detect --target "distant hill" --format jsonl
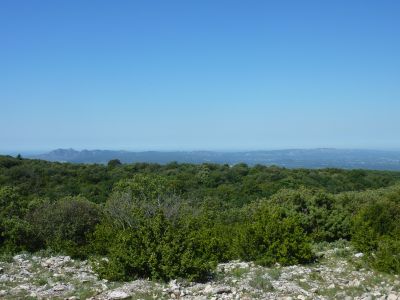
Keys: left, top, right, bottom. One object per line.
{"left": 29, "top": 148, "right": 400, "bottom": 170}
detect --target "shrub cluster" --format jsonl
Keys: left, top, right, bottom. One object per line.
{"left": 28, "top": 196, "right": 101, "bottom": 258}
{"left": 1, "top": 156, "right": 400, "bottom": 280}
{"left": 91, "top": 175, "right": 315, "bottom": 281}
{"left": 0, "top": 186, "right": 100, "bottom": 257}
{"left": 237, "top": 204, "right": 314, "bottom": 266}
{"left": 351, "top": 188, "right": 400, "bottom": 274}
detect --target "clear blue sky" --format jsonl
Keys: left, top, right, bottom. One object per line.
{"left": 1, "top": 0, "right": 399, "bottom": 152}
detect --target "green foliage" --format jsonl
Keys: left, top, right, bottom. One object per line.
{"left": 1, "top": 155, "right": 399, "bottom": 205}
{"left": 269, "top": 188, "right": 352, "bottom": 242}
{"left": 352, "top": 199, "right": 400, "bottom": 253}
{"left": 93, "top": 176, "right": 216, "bottom": 281}
{"left": 372, "top": 237, "right": 400, "bottom": 274}
{"left": 352, "top": 193, "right": 400, "bottom": 274}
{"left": 28, "top": 196, "right": 101, "bottom": 258}
{"left": 94, "top": 212, "right": 215, "bottom": 282}
{"left": 249, "top": 269, "right": 274, "bottom": 291}
{"left": 238, "top": 203, "right": 314, "bottom": 266}
{"left": 107, "top": 159, "right": 122, "bottom": 168}
{"left": 0, "top": 186, "right": 34, "bottom": 252}
{"left": 112, "top": 174, "right": 173, "bottom": 203}
{"left": 2, "top": 156, "right": 400, "bottom": 278}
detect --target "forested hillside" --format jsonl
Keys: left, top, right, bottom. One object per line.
{"left": 1, "top": 155, "right": 399, "bottom": 282}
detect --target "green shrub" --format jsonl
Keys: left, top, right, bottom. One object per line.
{"left": 351, "top": 197, "right": 400, "bottom": 274}
{"left": 104, "top": 174, "right": 177, "bottom": 229}
{"left": 93, "top": 177, "right": 217, "bottom": 282}
{"left": 93, "top": 211, "right": 215, "bottom": 282}
{"left": 238, "top": 203, "right": 314, "bottom": 266}
{"left": 352, "top": 199, "right": 400, "bottom": 252}
{"left": 372, "top": 236, "right": 400, "bottom": 274}
{"left": 0, "top": 217, "right": 36, "bottom": 253}
{"left": 0, "top": 186, "right": 36, "bottom": 252}
{"left": 269, "top": 188, "right": 351, "bottom": 242}
{"left": 28, "top": 196, "right": 101, "bottom": 258}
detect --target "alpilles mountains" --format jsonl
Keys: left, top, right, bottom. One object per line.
{"left": 29, "top": 148, "right": 400, "bottom": 170}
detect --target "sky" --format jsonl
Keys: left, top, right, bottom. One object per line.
{"left": 1, "top": 0, "right": 400, "bottom": 152}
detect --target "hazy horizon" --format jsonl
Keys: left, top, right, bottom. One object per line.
{"left": 3, "top": 147, "right": 400, "bottom": 157}
{"left": 1, "top": 1, "right": 399, "bottom": 151}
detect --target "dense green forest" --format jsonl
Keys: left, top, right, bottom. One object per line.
{"left": 1, "top": 155, "right": 399, "bottom": 281}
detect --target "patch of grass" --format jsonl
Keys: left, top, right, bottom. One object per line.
{"left": 0, "top": 252, "right": 13, "bottom": 263}
{"left": 351, "top": 257, "right": 370, "bottom": 271}
{"left": 28, "top": 259, "right": 42, "bottom": 273}
{"left": 297, "top": 279, "right": 312, "bottom": 290}
{"left": 309, "top": 271, "right": 324, "bottom": 282}
{"left": 130, "top": 290, "right": 166, "bottom": 300}
{"left": 33, "top": 275, "right": 49, "bottom": 286}
{"left": 317, "top": 285, "right": 364, "bottom": 298}
{"left": 267, "top": 268, "right": 281, "bottom": 280}
{"left": 249, "top": 269, "right": 274, "bottom": 292}
{"left": 72, "top": 287, "right": 97, "bottom": 299}
{"left": 34, "top": 248, "right": 58, "bottom": 258}
{"left": 332, "top": 247, "right": 352, "bottom": 259}
{"left": 230, "top": 267, "right": 250, "bottom": 278}
{"left": 313, "top": 240, "right": 351, "bottom": 254}
{"left": 316, "top": 286, "right": 342, "bottom": 298}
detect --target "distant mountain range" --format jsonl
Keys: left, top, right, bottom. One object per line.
{"left": 28, "top": 148, "right": 400, "bottom": 170}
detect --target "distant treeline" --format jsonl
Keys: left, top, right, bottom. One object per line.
{"left": 31, "top": 148, "right": 400, "bottom": 170}
{"left": 1, "top": 155, "right": 399, "bottom": 281}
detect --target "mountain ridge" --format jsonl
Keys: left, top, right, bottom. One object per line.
{"left": 29, "top": 148, "right": 400, "bottom": 170}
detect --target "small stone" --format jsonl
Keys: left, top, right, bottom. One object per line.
{"left": 53, "top": 284, "right": 66, "bottom": 291}
{"left": 41, "top": 260, "right": 51, "bottom": 268}
{"left": 20, "top": 269, "right": 31, "bottom": 276}
{"left": 204, "top": 284, "right": 213, "bottom": 294}
{"left": 350, "top": 279, "right": 360, "bottom": 287}
{"left": 387, "top": 294, "right": 398, "bottom": 300}
{"left": 19, "top": 284, "right": 30, "bottom": 290}
{"left": 108, "top": 290, "right": 130, "bottom": 299}
{"left": 328, "top": 283, "right": 335, "bottom": 289}
{"left": 214, "top": 286, "right": 232, "bottom": 294}
{"left": 354, "top": 253, "right": 364, "bottom": 258}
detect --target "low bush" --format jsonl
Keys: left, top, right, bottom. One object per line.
{"left": 28, "top": 196, "right": 101, "bottom": 258}
{"left": 351, "top": 196, "right": 400, "bottom": 274}
{"left": 269, "top": 188, "right": 351, "bottom": 242}
{"left": 372, "top": 237, "right": 400, "bottom": 274}
{"left": 0, "top": 186, "right": 35, "bottom": 252}
{"left": 93, "top": 175, "right": 216, "bottom": 281}
{"left": 238, "top": 203, "right": 314, "bottom": 266}
{"left": 93, "top": 211, "right": 215, "bottom": 282}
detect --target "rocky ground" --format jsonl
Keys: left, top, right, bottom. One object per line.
{"left": 0, "top": 241, "right": 399, "bottom": 299}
